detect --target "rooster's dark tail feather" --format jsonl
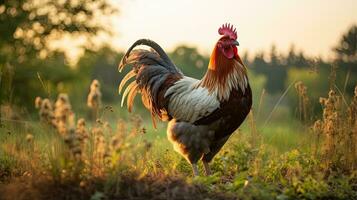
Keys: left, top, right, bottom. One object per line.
{"left": 118, "top": 39, "right": 182, "bottom": 126}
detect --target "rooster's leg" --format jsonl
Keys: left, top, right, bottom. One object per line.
{"left": 203, "top": 161, "right": 211, "bottom": 176}
{"left": 192, "top": 164, "right": 199, "bottom": 176}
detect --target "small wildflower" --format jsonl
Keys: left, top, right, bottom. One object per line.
{"left": 79, "top": 181, "right": 86, "bottom": 188}
{"left": 26, "top": 134, "right": 34, "bottom": 142}
{"left": 96, "top": 118, "right": 103, "bottom": 125}
{"left": 34, "top": 96, "right": 42, "bottom": 109}
{"left": 244, "top": 180, "right": 249, "bottom": 188}
{"left": 105, "top": 105, "right": 114, "bottom": 112}
{"left": 23, "top": 171, "right": 32, "bottom": 177}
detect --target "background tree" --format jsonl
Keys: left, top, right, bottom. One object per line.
{"left": 169, "top": 45, "right": 208, "bottom": 79}
{"left": 0, "top": 0, "right": 118, "bottom": 117}
{"left": 334, "top": 25, "right": 357, "bottom": 63}
{"left": 251, "top": 45, "right": 288, "bottom": 94}
{"left": 333, "top": 24, "right": 357, "bottom": 93}
{"left": 333, "top": 25, "right": 357, "bottom": 86}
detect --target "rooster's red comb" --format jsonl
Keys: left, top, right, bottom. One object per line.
{"left": 218, "top": 23, "right": 237, "bottom": 40}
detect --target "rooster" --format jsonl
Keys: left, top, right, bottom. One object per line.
{"left": 118, "top": 23, "right": 252, "bottom": 176}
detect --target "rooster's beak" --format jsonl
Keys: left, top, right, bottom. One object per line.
{"left": 233, "top": 40, "right": 240, "bottom": 46}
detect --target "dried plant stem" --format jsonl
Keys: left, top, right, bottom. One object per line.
{"left": 257, "top": 89, "right": 265, "bottom": 123}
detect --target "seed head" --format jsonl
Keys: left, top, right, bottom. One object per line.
{"left": 87, "top": 79, "right": 102, "bottom": 109}
{"left": 35, "top": 97, "right": 42, "bottom": 109}
{"left": 26, "top": 134, "right": 34, "bottom": 142}
{"left": 36, "top": 98, "right": 56, "bottom": 127}
{"left": 54, "top": 93, "right": 75, "bottom": 135}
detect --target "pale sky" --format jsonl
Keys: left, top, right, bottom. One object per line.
{"left": 109, "top": 0, "right": 357, "bottom": 60}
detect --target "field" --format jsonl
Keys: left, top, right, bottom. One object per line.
{"left": 0, "top": 75, "right": 356, "bottom": 200}
{"left": 1, "top": 1, "right": 357, "bottom": 199}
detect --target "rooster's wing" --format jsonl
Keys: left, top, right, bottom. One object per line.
{"left": 164, "top": 76, "right": 220, "bottom": 123}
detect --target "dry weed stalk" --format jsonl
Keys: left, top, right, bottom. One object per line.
{"left": 319, "top": 90, "right": 342, "bottom": 162}
{"left": 54, "top": 93, "right": 75, "bottom": 136}
{"left": 33, "top": 82, "right": 150, "bottom": 179}
{"left": 64, "top": 128, "right": 82, "bottom": 159}
{"left": 89, "top": 125, "right": 108, "bottom": 175}
{"left": 87, "top": 79, "right": 102, "bottom": 120}
{"left": 109, "top": 119, "right": 128, "bottom": 153}
{"left": 348, "top": 86, "right": 357, "bottom": 126}
{"left": 347, "top": 86, "right": 357, "bottom": 169}
{"left": 129, "top": 114, "right": 145, "bottom": 136}
{"left": 116, "top": 119, "right": 127, "bottom": 136}
{"left": 74, "top": 118, "right": 89, "bottom": 158}
{"left": 294, "top": 81, "right": 310, "bottom": 122}
{"left": 76, "top": 118, "right": 89, "bottom": 144}
{"left": 248, "top": 111, "right": 260, "bottom": 148}
{"left": 313, "top": 85, "right": 357, "bottom": 172}
{"left": 34, "top": 97, "right": 56, "bottom": 127}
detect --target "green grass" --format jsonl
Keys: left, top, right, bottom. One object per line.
{"left": 0, "top": 105, "right": 356, "bottom": 200}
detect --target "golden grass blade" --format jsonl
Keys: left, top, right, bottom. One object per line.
{"left": 263, "top": 80, "right": 296, "bottom": 129}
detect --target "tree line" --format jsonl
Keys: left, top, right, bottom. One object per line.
{"left": 0, "top": 0, "right": 356, "bottom": 119}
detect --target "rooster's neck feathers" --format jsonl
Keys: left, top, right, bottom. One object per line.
{"left": 198, "top": 46, "right": 248, "bottom": 101}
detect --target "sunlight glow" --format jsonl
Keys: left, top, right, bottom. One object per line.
{"left": 111, "top": 0, "right": 357, "bottom": 59}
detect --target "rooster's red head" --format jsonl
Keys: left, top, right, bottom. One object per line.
{"left": 201, "top": 23, "right": 247, "bottom": 100}
{"left": 216, "top": 23, "right": 239, "bottom": 59}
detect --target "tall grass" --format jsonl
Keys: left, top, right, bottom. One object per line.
{"left": 0, "top": 74, "right": 357, "bottom": 199}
